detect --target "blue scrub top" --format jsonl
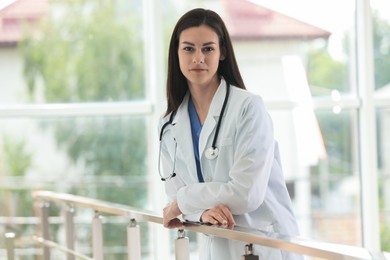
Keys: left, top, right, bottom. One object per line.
{"left": 188, "top": 97, "right": 204, "bottom": 183}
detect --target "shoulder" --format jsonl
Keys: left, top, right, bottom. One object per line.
{"left": 230, "top": 86, "right": 265, "bottom": 110}
{"left": 227, "top": 86, "right": 272, "bottom": 128}
{"left": 158, "top": 92, "right": 189, "bottom": 130}
{"left": 158, "top": 112, "right": 173, "bottom": 133}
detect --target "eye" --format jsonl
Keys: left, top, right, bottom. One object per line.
{"left": 203, "top": 46, "right": 214, "bottom": 52}
{"left": 183, "top": 46, "right": 194, "bottom": 52}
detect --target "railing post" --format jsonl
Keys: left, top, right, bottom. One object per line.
{"left": 5, "top": 232, "right": 15, "bottom": 260}
{"left": 40, "top": 202, "right": 51, "bottom": 260}
{"left": 65, "top": 205, "right": 75, "bottom": 260}
{"left": 127, "top": 218, "right": 141, "bottom": 260}
{"left": 241, "top": 244, "right": 259, "bottom": 260}
{"left": 92, "top": 211, "right": 104, "bottom": 260}
{"left": 175, "top": 229, "right": 189, "bottom": 260}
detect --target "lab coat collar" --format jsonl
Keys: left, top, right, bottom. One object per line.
{"left": 171, "top": 78, "right": 228, "bottom": 126}
{"left": 171, "top": 93, "right": 199, "bottom": 183}
{"left": 169, "top": 79, "right": 228, "bottom": 181}
{"left": 199, "top": 79, "right": 228, "bottom": 158}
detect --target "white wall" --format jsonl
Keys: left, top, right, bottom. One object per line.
{"left": 0, "top": 47, "right": 27, "bottom": 103}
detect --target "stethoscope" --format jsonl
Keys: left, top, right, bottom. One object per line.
{"left": 158, "top": 83, "right": 230, "bottom": 181}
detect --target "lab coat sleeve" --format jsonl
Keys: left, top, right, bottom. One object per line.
{"left": 160, "top": 136, "right": 204, "bottom": 222}
{"left": 159, "top": 131, "right": 185, "bottom": 201}
{"left": 157, "top": 118, "right": 174, "bottom": 200}
{"left": 160, "top": 132, "right": 203, "bottom": 222}
{"left": 159, "top": 115, "right": 203, "bottom": 222}
{"left": 176, "top": 95, "right": 276, "bottom": 215}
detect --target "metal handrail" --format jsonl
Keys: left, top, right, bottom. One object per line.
{"left": 32, "top": 236, "right": 93, "bottom": 260}
{"left": 32, "top": 190, "right": 389, "bottom": 260}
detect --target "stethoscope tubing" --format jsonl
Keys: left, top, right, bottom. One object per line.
{"left": 210, "top": 82, "right": 230, "bottom": 150}
{"left": 158, "top": 83, "right": 230, "bottom": 181}
{"left": 159, "top": 110, "right": 177, "bottom": 141}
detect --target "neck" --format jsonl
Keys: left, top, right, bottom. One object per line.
{"left": 188, "top": 78, "right": 221, "bottom": 125}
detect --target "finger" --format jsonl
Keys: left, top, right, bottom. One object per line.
{"left": 207, "top": 206, "right": 228, "bottom": 225}
{"left": 164, "top": 218, "right": 182, "bottom": 228}
{"left": 204, "top": 209, "right": 231, "bottom": 227}
{"left": 208, "top": 210, "right": 228, "bottom": 226}
{"left": 201, "top": 207, "right": 233, "bottom": 226}
{"left": 219, "top": 206, "right": 235, "bottom": 226}
{"left": 168, "top": 218, "right": 183, "bottom": 228}
{"left": 213, "top": 212, "right": 228, "bottom": 225}
{"left": 202, "top": 211, "right": 219, "bottom": 225}
{"left": 163, "top": 203, "right": 178, "bottom": 221}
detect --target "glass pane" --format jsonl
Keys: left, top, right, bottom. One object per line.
{"left": 372, "top": 0, "right": 390, "bottom": 251}
{"left": 372, "top": 0, "right": 390, "bottom": 92}
{"left": 310, "top": 108, "right": 362, "bottom": 246}
{"left": 377, "top": 108, "right": 390, "bottom": 251}
{"left": 0, "top": 0, "right": 145, "bottom": 104}
{"left": 0, "top": 115, "right": 148, "bottom": 258}
{"left": 225, "top": 0, "right": 356, "bottom": 98}
{"left": 270, "top": 108, "right": 362, "bottom": 246}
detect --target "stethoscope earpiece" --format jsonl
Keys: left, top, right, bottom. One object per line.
{"left": 161, "top": 172, "right": 176, "bottom": 181}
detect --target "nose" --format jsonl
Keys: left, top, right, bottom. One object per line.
{"left": 192, "top": 51, "right": 204, "bottom": 64}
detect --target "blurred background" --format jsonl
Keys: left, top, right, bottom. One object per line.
{"left": 0, "top": 0, "right": 389, "bottom": 258}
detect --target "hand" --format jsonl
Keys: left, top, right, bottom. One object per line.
{"left": 201, "top": 204, "right": 235, "bottom": 228}
{"left": 163, "top": 200, "right": 183, "bottom": 229}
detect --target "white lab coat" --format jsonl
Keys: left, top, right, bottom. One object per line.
{"left": 159, "top": 79, "right": 302, "bottom": 260}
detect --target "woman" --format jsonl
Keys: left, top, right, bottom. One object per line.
{"left": 158, "top": 8, "right": 302, "bottom": 259}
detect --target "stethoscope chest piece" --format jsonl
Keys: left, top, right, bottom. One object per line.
{"left": 205, "top": 147, "right": 219, "bottom": 160}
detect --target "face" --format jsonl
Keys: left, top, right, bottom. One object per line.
{"left": 178, "top": 25, "right": 225, "bottom": 88}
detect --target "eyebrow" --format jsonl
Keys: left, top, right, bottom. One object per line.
{"left": 181, "top": 41, "right": 217, "bottom": 46}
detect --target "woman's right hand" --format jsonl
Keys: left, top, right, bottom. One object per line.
{"left": 201, "top": 204, "right": 235, "bottom": 228}
{"left": 163, "top": 200, "right": 183, "bottom": 229}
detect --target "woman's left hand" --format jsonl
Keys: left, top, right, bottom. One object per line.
{"left": 163, "top": 200, "right": 183, "bottom": 228}
{"left": 201, "top": 204, "right": 236, "bottom": 228}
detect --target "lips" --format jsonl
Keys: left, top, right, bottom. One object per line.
{"left": 190, "top": 68, "right": 207, "bottom": 72}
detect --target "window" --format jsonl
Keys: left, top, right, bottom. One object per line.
{"left": 1, "top": 0, "right": 389, "bottom": 258}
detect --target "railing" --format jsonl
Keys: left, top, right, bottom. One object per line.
{"left": 4, "top": 190, "right": 390, "bottom": 260}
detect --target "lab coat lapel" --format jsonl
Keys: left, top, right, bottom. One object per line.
{"left": 199, "top": 81, "right": 227, "bottom": 157}
{"left": 171, "top": 94, "right": 199, "bottom": 183}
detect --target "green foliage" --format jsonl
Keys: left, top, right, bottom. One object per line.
{"left": 49, "top": 116, "right": 146, "bottom": 177}
{"left": 18, "top": 0, "right": 148, "bottom": 191}
{"left": 381, "top": 223, "right": 390, "bottom": 251}
{"left": 307, "top": 12, "right": 390, "bottom": 94}
{"left": 307, "top": 12, "right": 390, "bottom": 251}
{"left": 0, "top": 136, "right": 33, "bottom": 220}
{"left": 306, "top": 43, "right": 349, "bottom": 95}
{"left": 18, "top": 1, "right": 149, "bottom": 256}
{"left": 373, "top": 12, "right": 390, "bottom": 89}
{"left": 2, "top": 135, "right": 32, "bottom": 177}
{"left": 20, "top": 0, "right": 144, "bottom": 102}
{"left": 313, "top": 110, "right": 353, "bottom": 176}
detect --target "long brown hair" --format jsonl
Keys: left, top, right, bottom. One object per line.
{"left": 165, "top": 8, "right": 245, "bottom": 116}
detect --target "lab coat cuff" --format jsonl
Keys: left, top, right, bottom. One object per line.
{"left": 182, "top": 211, "right": 203, "bottom": 223}
{"left": 176, "top": 188, "right": 202, "bottom": 221}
